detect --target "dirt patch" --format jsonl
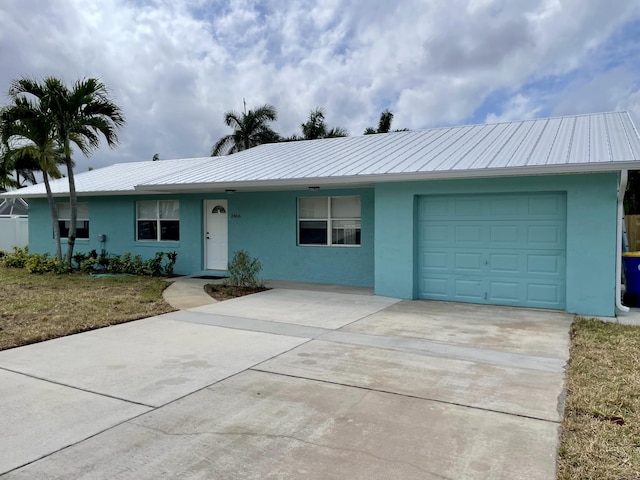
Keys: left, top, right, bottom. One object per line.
{"left": 204, "top": 283, "right": 269, "bottom": 301}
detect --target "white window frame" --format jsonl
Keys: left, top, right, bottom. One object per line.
{"left": 136, "top": 200, "right": 180, "bottom": 242}
{"left": 297, "top": 196, "right": 361, "bottom": 247}
{"left": 57, "top": 202, "right": 89, "bottom": 239}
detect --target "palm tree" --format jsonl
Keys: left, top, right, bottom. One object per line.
{"left": 364, "top": 109, "right": 405, "bottom": 135}
{"left": 0, "top": 114, "right": 38, "bottom": 189}
{"left": 0, "top": 139, "right": 18, "bottom": 189}
{"left": 285, "top": 107, "right": 348, "bottom": 141}
{"left": 211, "top": 104, "right": 279, "bottom": 156}
{"left": 1, "top": 97, "right": 67, "bottom": 260}
{"left": 300, "top": 108, "right": 327, "bottom": 140}
{"left": 8, "top": 77, "right": 125, "bottom": 264}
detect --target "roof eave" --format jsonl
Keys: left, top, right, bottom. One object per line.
{"left": 0, "top": 189, "right": 188, "bottom": 199}
{"left": 4, "top": 162, "right": 635, "bottom": 198}
{"left": 135, "top": 163, "right": 636, "bottom": 193}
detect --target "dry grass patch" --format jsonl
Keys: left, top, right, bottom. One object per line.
{"left": 0, "top": 267, "right": 174, "bottom": 351}
{"left": 558, "top": 317, "right": 640, "bottom": 479}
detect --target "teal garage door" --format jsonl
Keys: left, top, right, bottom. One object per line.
{"left": 417, "top": 193, "right": 566, "bottom": 309}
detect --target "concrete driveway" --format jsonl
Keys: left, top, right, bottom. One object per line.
{"left": 0, "top": 287, "right": 572, "bottom": 479}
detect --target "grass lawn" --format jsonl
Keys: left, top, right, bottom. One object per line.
{"left": 0, "top": 266, "right": 174, "bottom": 351}
{"left": 558, "top": 317, "right": 640, "bottom": 479}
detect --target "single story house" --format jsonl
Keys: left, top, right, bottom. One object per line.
{"left": 4, "top": 111, "right": 640, "bottom": 317}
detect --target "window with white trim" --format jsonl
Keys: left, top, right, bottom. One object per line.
{"left": 57, "top": 202, "right": 89, "bottom": 239}
{"left": 137, "top": 200, "right": 180, "bottom": 241}
{"left": 298, "top": 196, "right": 361, "bottom": 246}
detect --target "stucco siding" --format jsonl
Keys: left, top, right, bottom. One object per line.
{"left": 374, "top": 173, "right": 618, "bottom": 317}
{"left": 28, "top": 188, "right": 375, "bottom": 287}
{"left": 228, "top": 188, "right": 374, "bottom": 286}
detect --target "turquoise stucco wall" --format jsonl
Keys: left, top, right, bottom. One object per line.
{"left": 28, "top": 187, "right": 375, "bottom": 287}
{"left": 228, "top": 189, "right": 374, "bottom": 286}
{"left": 29, "top": 194, "right": 208, "bottom": 274}
{"left": 28, "top": 172, "right": 619, "bottom": 316}
{"left": 374, "top": 173, "right": 619, "bottom": 317}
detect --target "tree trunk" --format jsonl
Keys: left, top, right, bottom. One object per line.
{"left": 43, "top": 172, "right": 62, "bottom": 262}
{"left": 64, "top": 155, "right": 77, "bottom": 266}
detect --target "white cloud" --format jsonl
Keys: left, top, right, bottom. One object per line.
{"left": 1, "top": 0, "right": 639, "bottom": 170}
{"left": 485, "top": 94, "right": 543, "bottom": 123}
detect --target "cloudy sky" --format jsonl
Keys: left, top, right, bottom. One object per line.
{"left": 1, "top": 0, "right": 639, "bottom": 170}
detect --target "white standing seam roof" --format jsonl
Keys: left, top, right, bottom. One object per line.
{"left": 4, "top": 111, "right": 640, "bottom": 198}
{"left": 0, "top": 157, "right": 214, "bottom": 198}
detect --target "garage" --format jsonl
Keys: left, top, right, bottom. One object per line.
{"left": 417, "top": 192, "right": 566, "bottom": 309}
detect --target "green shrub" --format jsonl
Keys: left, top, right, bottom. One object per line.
{"left": 80, "top": 258, "right": 98, "bottom": 274}
{"left": 146, "top": 252, "right": 164, "bottom": 277}
{"left": 164, "top": 251, "right": 178, "bottom": 276}
{"left": 102, "top": 251, "right": 177, "bottom": 276}
{"left": 72, "top": 251, "right": 91, "bottom": 269}
{"left": 106, "top": 254, "right": 122, "bottom": 273}
{"left": 225, "top": 250, "right": 263, "bottom": 288}
{"left": 1, "top": 246, "right": 30, "bottom": 268}
{"left": 25, "top": 253, "right": 70, "bottom": 274}
{"left": 4, "top": 248, "right": 178, "bottom": 277}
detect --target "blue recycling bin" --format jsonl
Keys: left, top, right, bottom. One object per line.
{"left": 622, "top": 252, "right": 640, "bottom": 306}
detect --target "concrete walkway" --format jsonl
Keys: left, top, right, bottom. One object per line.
{"left": 162, "top": 276, "right": 376, "bottom": 310}
{"left": 162, "top": 277, "right": 216, "bottom": 310}
{"left": 0, "top": 280, "right": 572, "bottom": 479}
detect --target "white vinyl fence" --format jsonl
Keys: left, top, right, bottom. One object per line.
{"left": 0, "top": 216, "right": 28, "bottom": 252}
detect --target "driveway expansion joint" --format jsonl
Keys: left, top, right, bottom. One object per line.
{"left": 0, "top": 365, "right": 155, "bottom": 409}
{"left": 169, "top": 310, "right": 567, "bottom": 373}
{"left": 250, "top": 368, "right": 563, "bottom": 424}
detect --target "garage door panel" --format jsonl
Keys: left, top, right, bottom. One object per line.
{"left": 488, "top": 281, "right": 520, "bottom": 302}
{"left": 490, "top": 225, "right": 520, "bottom": 243}
{"left": 422, "top": 251, "right": 448, "bottom": 269}
{"left": 527, "top": 224, "right": 563, "bottom": 246}
{"left": 454, "top": 278, "right": 484, "bottom": 300}
{"left": 420, "top": 224, "right": 448, "bottom": 243}
{"left": 454, "top": 198, "right": 484, "bottom": 216}
{"left": 421, "top": 277, "right": 449, "bottom": 297}
{"left": 527, "top": 254, "right": 562, "bottom": 275}
{"left": 418, "top": 193, "right": 566, "bottom": 309}
{"left": 528, "top": 283, "right": 562, "bottom": 305}
{"left": 489, "top": 253, "right": 520, "bottom": 273}
{"left": 528, "top": 195, "right": 565, "bottom": 217}
{"left": 454, "top": 225, "right": 483, "bottom": 243}
{"left": 419, "top": 197, "right": 451, "bottom": 218}
{"left": 453, "top": 252, "right": 484, "bottom": 273}
{"left": 489, "top": 196, "right": 524, "bottom": 216}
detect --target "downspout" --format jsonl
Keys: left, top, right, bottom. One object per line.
{"left": 616, "top": 169, "right": 630, "bottom": 314}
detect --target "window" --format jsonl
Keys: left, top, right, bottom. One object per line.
{"left": 298, "top": 196, "right": 361, "bottom": 246}
{"left": 57, "top": 203, "right": 89, "bottom": 239}
{"left": 137, "top": 200, "right": 180, "bottom": 241}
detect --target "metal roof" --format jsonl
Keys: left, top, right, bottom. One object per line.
{"left": 0, "top": 157, "right": 213, "bottom": 198}
{"left": 5, "top": 111, "right": 640, "bottom": 198}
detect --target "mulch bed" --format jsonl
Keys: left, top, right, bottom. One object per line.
{"left": 204, "top": 284, "right": 269, "bottom": 301}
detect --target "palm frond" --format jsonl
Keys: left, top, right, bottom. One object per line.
{"left": 212, "top": 103, "right": 278, "bottom": 155}
{"left": 211, "top": 135, "right": 234, "bottom": 156}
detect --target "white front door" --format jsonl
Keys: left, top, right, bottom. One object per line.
{"left": 205, "top": 199, "right": 228, "bottom": 270}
